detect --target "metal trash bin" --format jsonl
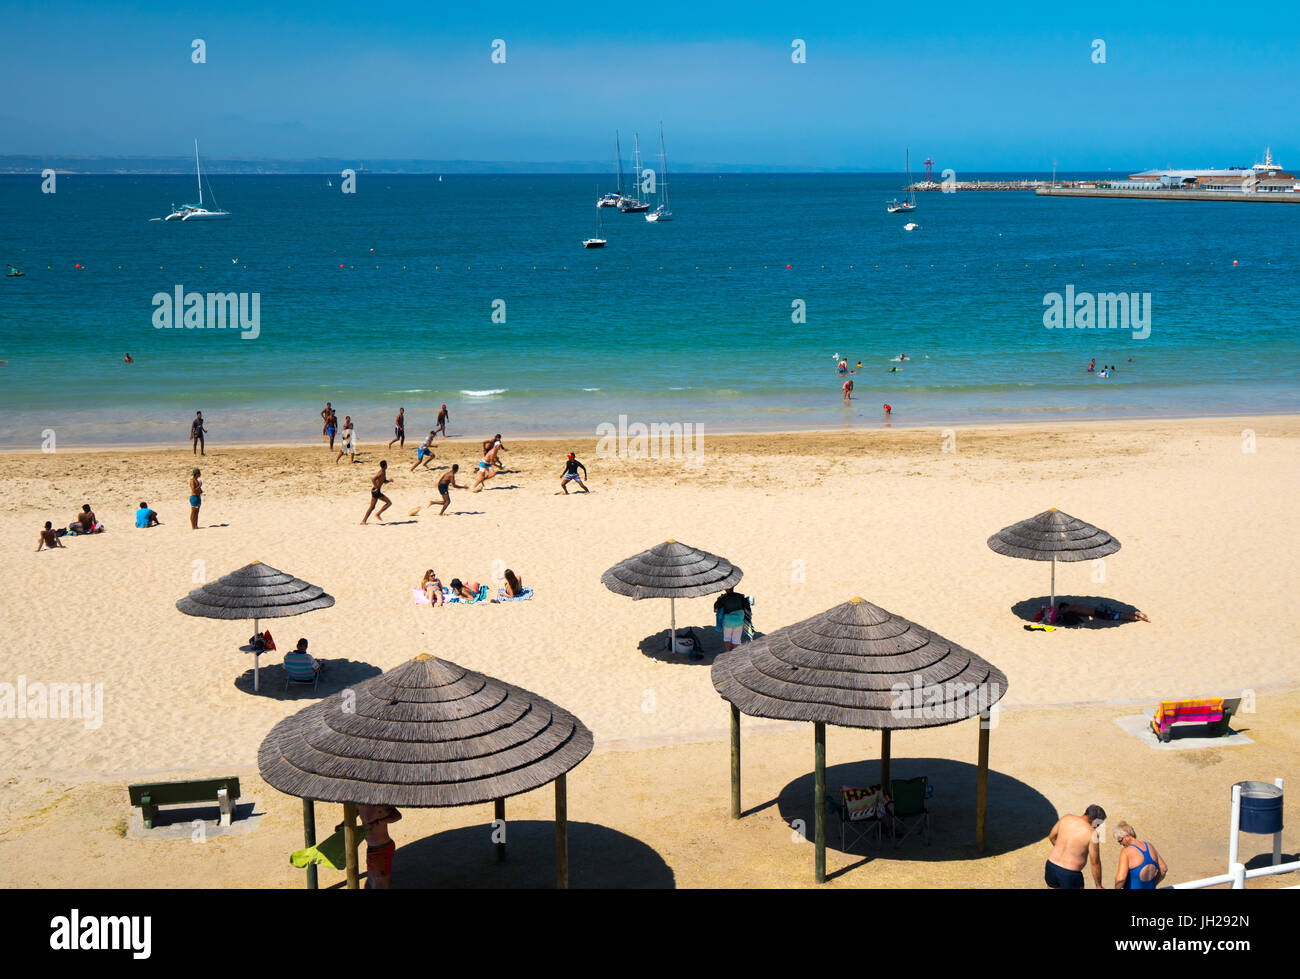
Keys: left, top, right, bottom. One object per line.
{"left": 1235, "top": 781, "right": 1283, "bottom": 835}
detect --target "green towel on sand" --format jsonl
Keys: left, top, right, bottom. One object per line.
{"left": 290, "top": 826, "right": 369, "bottom": 870}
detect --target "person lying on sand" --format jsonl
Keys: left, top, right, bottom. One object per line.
{"left": 1045, "top": 804, "right": 1106, "bottom": 889}
{"left": 37, "top": 521, "right": 65, "bottom": 551}
{"left": 448, "top": 578, "right": 485, "bottom": 602}
{"left": 420, "top": 569, "right": 444, "bottom": 606}
{"left": 1058, "top": 602, "right": 1149, "bottom": 623}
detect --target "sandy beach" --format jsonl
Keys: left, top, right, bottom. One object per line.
{"left": 2, "top": 416, "right": 1297, "bottom": 888}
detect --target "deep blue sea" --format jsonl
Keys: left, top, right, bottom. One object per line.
{"left": 1, "top": 173, "right": 1297, "bottom": 447}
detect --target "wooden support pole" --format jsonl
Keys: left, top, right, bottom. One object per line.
{"left": 880, "top": 729, "right": 892, "bottom": 791}
{"left": 302, "top": 798, "right": 318, "bottom": 890}
{"left": 814, "top": 722, "right": 826, "bottom": 884}
{"left": 342, "top": 802, "right": 360, "bottom": 890}
{"left": 729, "top": 704, "right": 741, "bottom": 819}
{"left": 555, "top": 774, "right": 569, "bottom": 889}
{"left": 976, "top": 712, "right": 991, "bottom": 853}
{"left": 495, "top": 797, "right": 507, "bottom": 862}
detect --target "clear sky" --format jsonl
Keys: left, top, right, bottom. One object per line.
{"left": 1, "top": 1, "right": 1296, "bottom": 170}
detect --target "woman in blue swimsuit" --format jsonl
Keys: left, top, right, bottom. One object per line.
{"left": 1113, "top": 822, "right": 1166, "bottom": 889}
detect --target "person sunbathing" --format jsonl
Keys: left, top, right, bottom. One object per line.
{"left": 420, "top": 569, "right": 444, "bottom": 606}
{"left": 71, "top": 504, "right": 100, "bottom": 534}
{"left": 499, "top": 568, "right": 524, "bottom": 598}
{"left": 1058, "top": 601, "right": 1150, "bottom": 623}
{"left": 449, "top": 578, "right": 485, "bottom": 602}
{"left": 37, "top": 521, "right": 65, "bottom": 551}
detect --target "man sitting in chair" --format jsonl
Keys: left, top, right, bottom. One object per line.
{"left": 284, "top": 638, "right": 322, "bottom": 678}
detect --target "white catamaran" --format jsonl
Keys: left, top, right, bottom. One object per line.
{"left": 164, "top": 140, "right": 231, "bottom": 221}
{"left": 886, "top": 149, "right": 917, "bottom": 214}
{"left": 646, "top": 122, "right": 673, "bottom": 222}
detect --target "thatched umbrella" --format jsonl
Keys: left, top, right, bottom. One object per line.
{"left": 259, "top": 654, "right": 593, "bottom": 889}
{"left": 602, "top": 539, "right": 742, "bottom": 653}
{"left": 987, "top": 508, "right": 1121, "bottom": 607}
{"left": 175, "top": 561, "right": 335, "bottom": 692}
{"left": 713, "top": 596, "right": 1008, "bottom": 883}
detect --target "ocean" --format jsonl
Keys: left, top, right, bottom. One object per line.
{"left": 1, "top": 172, "right": 1297, "bottom": 447}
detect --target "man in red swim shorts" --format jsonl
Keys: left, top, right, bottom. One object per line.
{"left": 358, "top": 804, "right": 402, "bottom": 888}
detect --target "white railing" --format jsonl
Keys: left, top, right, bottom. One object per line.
{"left": 1166, "top": 778, "right": 1296, "bottom": 889}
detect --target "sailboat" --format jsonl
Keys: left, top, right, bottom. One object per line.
{"left": 164, "top": 140, "right": 231, "bottom": 221}
{"left": 598, "top": 132, "right": 624, "bottom": 207}
{"left": 646, "top": 122, "right": 673, "bottom": 222}
{"left": 584, "top": 187, "right": 608, "bottom": 247}
{"left": 618, "top": 133, "right": 651, "bottom": 212}
{"left": 886, "top": 149, "right": 917, "bottom": 213}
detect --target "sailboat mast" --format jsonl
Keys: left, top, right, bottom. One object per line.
{"left": 615, "top": 132, "right": 623, "bottom": 196}
{"left": 659, "top": 122, "right": 669, "bottom": 209}
{"left": 195, "top": 139, "right": 203, "bottom": 206}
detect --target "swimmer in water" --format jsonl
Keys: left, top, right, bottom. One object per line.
{"left": 837, "top": 359, "right": 848, "bottom": 374}
{"left": 1087, "top": 358, "right": 1095, "bottom": 373}
{"left": 124, "top": 353, "right": 133, "bottom": 364}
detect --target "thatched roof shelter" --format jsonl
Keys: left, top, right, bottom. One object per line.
{"left": 602, "top": 540, "right": 742, "bottom": 653}
{"left": 987, "top": 509, "right": 1121, "bottom": 606}
{"left": 259, "top": 654, "right": 593, "bottom": 889}
{"left": 176, "top": 561, "right": 335, "bottom": 692}
{"left": 713, "top": 597, "right": 1008, "bottom": 883}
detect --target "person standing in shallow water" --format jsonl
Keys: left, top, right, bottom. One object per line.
{"left": 388, "top": 407, "right": 405, "bottom": 449}
{"left": 190, "top": 411, "right": 206, "bottom": 455}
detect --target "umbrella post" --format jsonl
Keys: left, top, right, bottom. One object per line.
{"left": 342, "top": 802, "right": 360, "bottom": 889}
{"left": 976, "top": 711, "right": 990, "bottom": 852}
{"left": 494, "top": 797, "right": 506, "bottom": 862}
{"left": 729, "top": 704, "right": 741, "bottom": 819}
{"left": 1050, "top": 557, "right": 1056, "bottom": 609}
{"left": 669, "top": 597, "right": 677, "bottom": 652}
{"left": 814, "top": 722, "right": 826, "bottom": 884}
{"left": 881, "top": 730, "right": 891, "bottom": 791}
{"left": 302, "top": 798, "right": 318, "bottom": 890}
{"left": 253, "top": 617, "right": 261, "bottom": 693}
{"left": 555, "top": 774, "right": 569, "bottom": 889}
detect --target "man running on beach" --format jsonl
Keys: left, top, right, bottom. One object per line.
{"left": 1045, "top": 804, "right": 1106, "bottom": 889}
{"left": 427, "top": 464, "right": 465, "bottom": 515}
{"left": 357, "top": 804, "right": 402, "bottom": 889}
{"left": 559, "top": 453, "right": 588, "bottom": 494}
{"left": 189, "top": 468, "right": 203, "bottom": 531}
{"left": 435, "top": 403, "right": 449, "bottom": 438}
{"left": 361, "top": 461, "right": 392, "bottom": 524}
{"left": 411, "top": 431, "right": 437, "bottom": 471}
{"left": 387, "top": 407, "right": 405, "bottom": 449}
{"left": 482, "top": 434, "right": 507, "bottom": 467}
{"left": 190, "top": 411, "right": 206, "bottom": 455}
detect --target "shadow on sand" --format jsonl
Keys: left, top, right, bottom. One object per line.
{"left": 636, "top": 625, "right": 767, "bottom": 665}
{"left": 775, "top": 756, "right": 1057, "bottom": 878}
{"left": 366, "top": 819, "right": 676, "bottom": 888}
{"left": 1011, "top": 594, "right": 1145, "bottom": 629}
{"left": 233, "top": 658, "right": 383, "bottom": 698}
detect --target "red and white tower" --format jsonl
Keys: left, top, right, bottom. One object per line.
{"left": 923, "top": 157, "right": 934, "bottom": 184}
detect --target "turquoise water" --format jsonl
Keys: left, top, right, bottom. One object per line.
{"left": 1, "top": 173, "right": 1297, "bottom": 446}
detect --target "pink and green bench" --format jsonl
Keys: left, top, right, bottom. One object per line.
{"left": 1151, "top": 697, "right": 1241, "bottom": 743}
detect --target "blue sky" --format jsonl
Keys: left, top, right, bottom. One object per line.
{"left": 1, "top": 1, "right": 1297, "bottom": 170}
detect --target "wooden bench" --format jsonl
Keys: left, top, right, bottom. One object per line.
{"left": 1151, "top": 697, "right": 1241, "bottom": 743}
{"left": 128, "top": 776, "right": 241, "bottom": 829}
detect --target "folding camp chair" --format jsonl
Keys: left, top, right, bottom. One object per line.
{"left": 889, "top": 776, "right": 931, "bottom": 846}
{"left": 283, "top": 653, "right": 321, "bottom": 693}
{"left": 830, "top": 785, "right": 890, "bottom": 852}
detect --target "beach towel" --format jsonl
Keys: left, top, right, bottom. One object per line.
{"left": 290, "top": 825, "right": 369, "bottom": 871}
{"left": 496, "top": 587, "right": 534, "bottom": 602}
{"left": 412, "top": 587, "right": 430, "bottom": 606}
{"left": 1151, "top": 697, "right": 1224, "bottom": 737}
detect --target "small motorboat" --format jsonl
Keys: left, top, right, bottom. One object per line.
{"left": 5, "top": 265, "right": 23, "bottom": 277}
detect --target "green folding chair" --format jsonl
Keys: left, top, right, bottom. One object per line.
{"left": 889, "top": 776, "right": 931, "bottom": 846}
